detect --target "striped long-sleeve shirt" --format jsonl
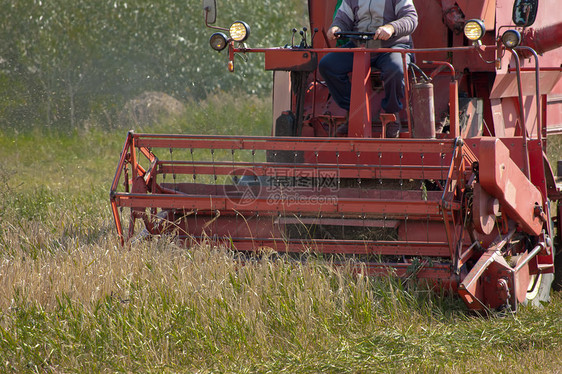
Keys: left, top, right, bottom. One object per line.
{"left": 332, "top": 0, "right": 418, "bottom": 47}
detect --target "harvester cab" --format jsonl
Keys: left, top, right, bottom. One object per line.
{"left": 111, "top": 0, "right": 562, "bottom": 312}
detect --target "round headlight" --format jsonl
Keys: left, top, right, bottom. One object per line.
{"left": 209, "top": 32, "right": 228, "bottom": 51}
{"left": 501, "top": 30, "right": 521, "bottom": 49}
{"left": 464, "top": 19, "right": 486, "bottom": 41}
{"left": 229, "top": 21, "right": 250, "bottom": 43}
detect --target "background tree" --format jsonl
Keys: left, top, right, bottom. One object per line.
{"left": 0, "top": 0, "right": 308, "bottom": 130}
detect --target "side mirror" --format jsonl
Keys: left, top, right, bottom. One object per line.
{"left": 203, "top": 0, "right": 217, "bottom": 25}
{"left": 512, "top": 0, "right": 538, "bottom": 27}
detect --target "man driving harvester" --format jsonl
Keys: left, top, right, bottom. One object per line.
{"left": 319, "top": 0, "right": 418, "bottom": 138}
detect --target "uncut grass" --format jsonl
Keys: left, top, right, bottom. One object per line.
{"left": 1, "top": 94, "right": 562, "bottom": 372}
{"left": 2, "top": 229, "right": 562, "bottom": 372}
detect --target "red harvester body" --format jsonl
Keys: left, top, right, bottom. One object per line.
{"left": 111, "top": 0, "right": 562, "bottom": 311}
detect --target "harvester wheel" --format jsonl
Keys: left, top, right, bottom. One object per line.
{"left": 523, "top": 273, "right": 554, "bottom": 307}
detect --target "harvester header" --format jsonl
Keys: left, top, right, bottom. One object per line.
{"left": 111, "top": 0, "right": 562, "bottom": 311}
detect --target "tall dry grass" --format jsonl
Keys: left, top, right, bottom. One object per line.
{"left": 1, "top": 95, "right": 562, "bottom": 372}
{"left": 2, "top": 222, "right": 561, "bottom": 372}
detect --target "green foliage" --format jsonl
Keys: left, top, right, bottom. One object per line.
{"left": 0, "top": 0, "right": 308, "bottom": 130}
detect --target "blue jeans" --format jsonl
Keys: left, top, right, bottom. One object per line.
{"left": 318, "top": 42, "right": 410, "bottom": 114}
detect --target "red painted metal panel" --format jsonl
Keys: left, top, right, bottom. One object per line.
{"left": 349, "top": 51, "right": 372, "bottom": 138}
{"left": 411, "top": 0, "right": 448, "bottom": 60}
{"left": 264, "top": 50, "right": 318, "bottom": 71}
{"left": 479, "top": 138, "right": 544, "bottom": 235}
{"left": 181, "top": 234, "right": 451, "bottom": 257}
{"left": 133, "top": 134, "right": 457, "bottom": 154}
{"left": 157, "top": 162, "right": 451, "bottom": 181}
{"left": 456, "top": 0, "right": 495, "bottom": 30}
{"left": 114, "top": 193, "right": 444, "bottom": 217}
{"left": 491, "top": 72, "right": 562, "bottom": 99}
{"left": 308, "top": 0, "right": 339, "bottom": 49}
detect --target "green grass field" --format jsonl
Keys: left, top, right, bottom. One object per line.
{"left": 1, "top": 94, "right": 562, "bottom": 373}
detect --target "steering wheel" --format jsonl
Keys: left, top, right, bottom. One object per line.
{"left": 334, "top": 31, "right": 376, "bottom": 40}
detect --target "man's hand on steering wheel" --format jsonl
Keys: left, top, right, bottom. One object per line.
{"left": 373, "top": 24, "right": 395, "bottom": 40}
{"left": 327, "top": 26, "right": 341, "bottom": 41}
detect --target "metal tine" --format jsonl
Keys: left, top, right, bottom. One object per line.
{"left": 189, "top": 147, "right": 199, "bottom": 237}
{"left": 190, "top": 148, "right": 196, "bottom": 183}
{"left": 230, "top": 147, "right": 237, "bottom": 188}
{"left": 170, "top": 147, "right": 177, "bottom": 190}
{"left": 335, "top": 150, "right": 343, "bottom": 239}
{"left": 404, "top": 215, "right": 409, "bottom": 244}
{"left": 336, "top": 151, "right": 341, "bottom": 192}
{"left": 277, "top": 212, "right": 284, "bottom": 242}
{"left": 232, "top": 147, "right": 239, "bottom": 237}
{"left": 315, "top": 151, "right": 320, "bottom": 195}
{"left": 341, "top": 213, "right": 345, "bottom": 239}
{"left": 378, "top": 152, "right": 383, "bottom": 199}
{"left": 314, "top": 150, "right": 323, "bottom": 233}
{"left": 252, "top": 148, "right": 260, "bottom": 236}
{"left": 293, "top": 149, "right": 298, "bottom": 188}
{"left": 440, "top": 152, "right": 445, "bottom": 181}
{"left": 356, "top": 151, "right": 362, "bottom": 198}
{"left": 211, "top": 148, "right": 217, "bottom": 195}
{"left": 426, "top": 215, "right": 430, "bottom": 243}
{"left": 420, "top": 153, "right": 425, "bottom": 200}
{"left": 399, "top": 152, "right": 404, "bottom": 199}
{"left": 273, "top": 147, "right": 279, "bottom": 190}
{"left": 362, "top": 213, "right": 366, "bottom": 231}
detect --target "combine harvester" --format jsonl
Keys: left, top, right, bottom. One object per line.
{"left": 111, "top": 0, "right": 562, "bottom": 311}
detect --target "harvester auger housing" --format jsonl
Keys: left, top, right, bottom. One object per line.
{"left": 111, "top": 0, "right": 562, "bottom": 312}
